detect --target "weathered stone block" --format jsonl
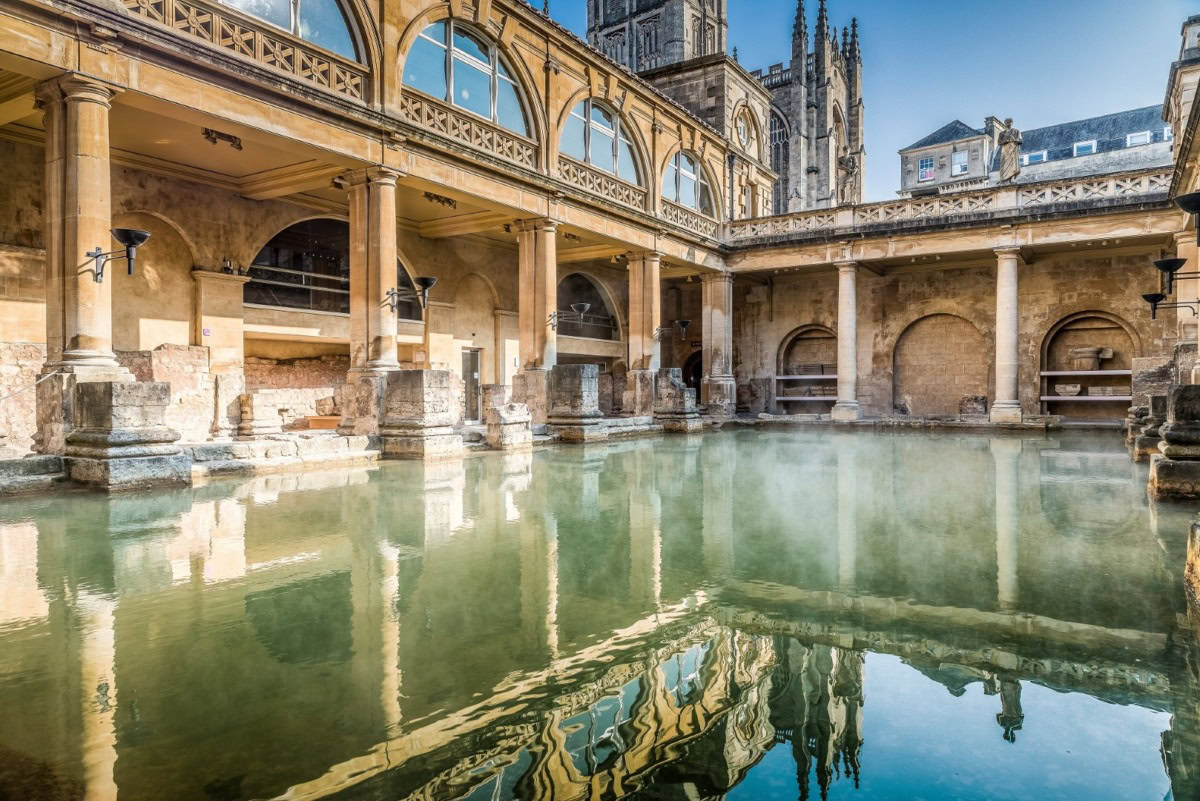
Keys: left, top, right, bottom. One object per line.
{"left": 239, "top": 392, "right": 283, "bottom": 438}
{"left": 483, "top": 384, "right": 531, "bottom": 450}
{"left": 1125, "top": 404, "right": 1149, "bottom": 446}
{"left": 1149, "top": 386, "right": 1200, "bottom": 499}
{"left": 702, "top": 375, "right": 737, "bottom": 417}
{"left": 655, "top": 368, "right": 703, "bottom": 433}
{"left": 623, "top": 369, "right": 655, "bottom": 417}
{"left": 549, "top": 364, "right": 606, "bottom": 442}
{"left": 379, "top": 370, "right": 463, "bottom": 459}
{"left": 1134, "top": 394, "right": 1168, "bottom": 463}
{"left": 513, "top": 370, "right": 550, "bottom": 427}
{"left": 959, "top": 395, "right": 988, "bottom": 416}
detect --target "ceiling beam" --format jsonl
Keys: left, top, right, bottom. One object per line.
{"left": 0, "top": 74, "right": 35, "bottom": 128}
{"left": 418, "top": 211, "right": 511, "bottom": 239}
{"left": 240, "top": 161, "right": 345, "bottom": 201}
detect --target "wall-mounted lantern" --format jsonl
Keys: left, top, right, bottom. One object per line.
{"left": 653, "top": 319, "right": 691, "bottom": 340}
{"left": 86, "top": 228, "right": 151, "bottom": 283}
{"left": 1143, "top": 291, "right": 1198, "bottom": 320}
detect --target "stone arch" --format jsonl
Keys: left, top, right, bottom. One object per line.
{"left": 1039, "top": 310, "right": 1140, "bottom": 419}
{"left": 397, "top": 10, "right": 547, "bottom": 150}
{"left": 237, "top": 213, "right": 349, "bottom": 275}
{"left": 777, "top": 324, "right": 837, "bottom": 375}
{"left": 111, "top": 210, "right": 195, "bottom": 352}
{"left": 556, "top": 270, "right": 625, "bottom": 341}
{"left": 452, "top": 273, "right": 498, "bottom": 384}
{"left": 892, "top": 314, "right": 991, "bottom": 416}
{"left": 681, "top": 349, "right": 703, "bottom": 393}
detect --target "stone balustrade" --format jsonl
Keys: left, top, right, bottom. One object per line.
{"left": 728, "top": 168, "right": 1172, "bottom": 244}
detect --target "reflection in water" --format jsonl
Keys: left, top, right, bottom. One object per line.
{"left": 0, "top": 429, "right": 1196, "bottom": 801}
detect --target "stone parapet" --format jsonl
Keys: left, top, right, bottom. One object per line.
{"left": 1134, "top": 395, "right": 1168, "bottom": 463}
{"left": 379, "top": 369, "right": 463, "bottom": 459}
{"left": 654, "top": 368, "right": 703, "bottom": 433}
{"left": 548, "top": 364, "right": 606, "bottom": 442}
{"left": 1150, "top": 386, "right": 1200, "bottom": 500}
{"left": 64, "top": 381, "right": 190, "bottom": 490}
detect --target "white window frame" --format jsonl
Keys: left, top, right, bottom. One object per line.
{"left": 917, "top": 156, "right": 935, "bottom": 182}
{"left": 1021, "top": 150, "right": 1047, "bottom": 166}
{"left": 564, "top": 99, "right": 642, "bottom": 185}
{"left": 950, "top": 150, "right": 968, "bottom": 177}
{"left": 1126, "top": 131, "right": 1151, "bottom": 147}
{"left": 1073, "top": 140, "right": 1097, "bottom": 157}
{"left": 221, "top": 0, "right": 360, "bottom": 61}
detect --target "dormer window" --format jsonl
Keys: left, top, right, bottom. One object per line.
{"left": 918, "top": 157, "right": 934, "bottom": 182}
{"left": 1073, "top": 140, "right": 1097, "bottom": 157}
{"left": 1021, "top": 150, "right": 1047, "bottom": 166}
{"left": 1126, "top": 131, "right": 1152, "bottom": 147}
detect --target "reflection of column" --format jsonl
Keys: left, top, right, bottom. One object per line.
{"left": 379, "top": 544, "right": 402, "bottom": 734}
{"left": 629, "top": 487, "right": 663, "bottom": 613}
{"left": 520, "top": 511, "right": 559, "bottom": 659}
{"left": 991, "top": 437, "right": 1021, "bottom": 611}
{"left": 701, "top": 436, "right": 735, "bottom": 577}
{"left": 77, "top": 591, "right": 118, "bottom": 801}
{"left": 836, "top": 437, "right": 858, "bottom": 591}
{"left": 701, "top": 272, "right": 737, "bottom": 415}
{"left": 991, "top": 248, "right": 1023, "bottom": 423}
{"left": 516, "top": 218, "right": 558, "bottom": 370}
{"left": 418, "top": 459, "right": 466, "bottom": 547}
{"left": 831, "top": 261, "right": 861, "bottom": 422}
{"left": 627, "top": 251, "right": 663, "bottom": 371}
{"left": 996, "top": 678, "right": 1024, "bottom": 743}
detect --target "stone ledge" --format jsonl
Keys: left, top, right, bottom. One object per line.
{"left": 191, "top": 447, "right": 379, "bottom": 480}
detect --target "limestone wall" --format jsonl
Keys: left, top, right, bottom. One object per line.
{"left": 0, "top": 343, "right": 46, "bottom": 451}
{"left": 244, "top": 356, "right": 349, "bottom": 427}
{"left": 117, "top": 345, "right": 216, "bottom": 443}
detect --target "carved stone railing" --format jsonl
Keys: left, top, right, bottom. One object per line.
{"left": 728, "top": 169, "right": 1173, "bottom": 243}
{"left": 400, "top": 93, "right": 538, "bottom": 171}
{"left": 662, "top": 200, "right": 720, "bottom": 239}
{"left": 121, "top": 0, "right": 367, "bottom": 102}
{"left": 558, "top": 156, "right": 648, "bottom": 211}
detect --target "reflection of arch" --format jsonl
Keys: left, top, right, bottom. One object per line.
{"left": 397, "top": 10, "right": 546, "bottom": 147}
{"left": 893, "top": 314, "right": 990, "bottom": 416}
{"left": 557, "top": 272, "right": 621, "bottom": 341}
{"left": 1038, "top": 311, "right": 1139, "bottom": 419}
{"left": 777, "top": 324, "right": 837, "bottom": 374}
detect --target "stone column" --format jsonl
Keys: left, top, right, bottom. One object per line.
{"left": 991, "top": 437, "right": 1021, "bottom": 611}
{"left": 625, "top": 251, "right": 662, "bottom": 416}
{"left": 1175, "top": 231, "right": 1199, "bottom": 348}
{"left": 513, "top": 218, "right": 558, "bottom": 425}
{"left": 338, "top": 168, "right": 401, "bottom": 435}
{"left": 34, "top": 75, "right": 132, "bottom": 455}
{"left": 378, "top": 369, "right": 463, "bottom": 460}
{"left": 832, "top": 261, "right": 861, "bottom": 421}
{"left": 991, "top": 247, "right": 1023, "bottom": 424}
{"left": 701, "top": 272, "right": 737, "bottom": 415}
{"left": 193, "top": 270, "right": 251, "bottom": 439}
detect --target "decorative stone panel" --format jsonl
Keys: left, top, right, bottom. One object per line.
{"left": 400, "top": 93, "right": 537, "bottom": 170}
{"left": 558, "top": 156, "right": 648, "bottom": 210}
{"left": 122, "top": 0, "right": 367, "bottom": 102}
{"left": 661, "top": 200, "right": 719, "bottom": 239}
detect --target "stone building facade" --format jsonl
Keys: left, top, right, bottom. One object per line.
{"left": 0, "top": 0, "right": 1196, "bottom": 470}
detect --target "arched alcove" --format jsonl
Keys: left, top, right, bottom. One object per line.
{"left": 111, "top": 211, "right": 194, "bottom": 352}
{"left": 556, "top": 273, "right": 619, "bottom": 341}
{"left": 776, "top": 325, "right": 837, "bottom": 413}
{"left": 1039, "top": 312, "right": 1138, "bottom": 420}
{"left": 893, "top": 314, "right": 990, "bottom": 416}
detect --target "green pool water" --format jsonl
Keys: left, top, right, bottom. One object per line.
{"left": 0, "top": 428, "right": 1196, "bottom": 801}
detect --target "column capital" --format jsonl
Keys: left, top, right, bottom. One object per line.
{"left": 514, "top": 217, "right": 558, "bottom": 234}
{"left": 337, "top": 166, "right": 402, "bottom": 188}
{"left": 35, "top": 73, "right": 120, "bottom": 108}
{"left": 1174, "top": 230, "right": 1195, "bottom": 247}
{"left": 834, "top": 260, "right": 858, "bottom": 273}
{"left": 699, "top": 270, "right": 734, "bottom": 284}
{"left": 993, "top": 246, "right": 1024, "bottom": 259}
{"left": 626, "top": 250, "right": 664, "bottom": 264}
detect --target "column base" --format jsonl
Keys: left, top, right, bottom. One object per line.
{"left": 990, "top": 402, "right": 1023, "bottom": 424}
{"left": 831, "top": 401, "right": 862, "bottom": 422}
{"left": 513, "top": 369, "right": 550, "bottom": 427}
{"left": 1150, "top": 454, "right": 1200, "bottom": 500}
{"left": 34, "top": 364, "right": 133, "bottom": 456}
{"left": 380, "top": 427, "right": 464, "bottom": 460}
{"left": 701, "top": 375, "right": 737, "bottom": 417}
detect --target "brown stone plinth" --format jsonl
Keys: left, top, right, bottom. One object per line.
{"left": 655, "top": 368, "right": 703, "bottom": 433}
{"left": 702, "top": 375, "right": 737, "bottom": 417}
{"left": 379, "top": 369, "right": 463, "bottom": 460}
{"left": 623, "top": 369, "right": 656, "bottom": 417}
{"left": 64, "top": 381, "right": 190, "bottom": 490}
{"left": 548, "top": 364, "right": 607, "bottom": 442}
{"left": 1149, "top": 385, "right": 1200, "bottom": 500}
{"left": 513, "top": 369, "right": 550, "bottom": 428}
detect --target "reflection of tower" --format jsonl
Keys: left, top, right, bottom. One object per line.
{"left": 770, "top": 639, "right": 866, "bottom": 800}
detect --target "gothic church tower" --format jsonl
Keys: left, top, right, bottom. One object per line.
{"left": 587, "top": 0, "right": 728, "bottom": 73}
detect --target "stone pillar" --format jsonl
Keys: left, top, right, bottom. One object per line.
{"left": 991, "top": 247, "right": 1023, "bottom": 424}
{"left": 1150, "top": 385, "right": 1200, "bottom": 498}
{"left": 379, "top": 369, "right": 463, "bottom": 460}
{"left": 625, "top": 251, "right": 662, "bottom": 416}
{"left": 700, "top": 272, "right": 737, "bottom": 416}
{"left": 193, "top": 270, "right": 251, "bottom": 439}
{"left": 34, "top": 75, "right": 131, "bottom": 455}
{"left": 514, "top": 218, "right": 558, "bottom": 425}
{"left": 991, "top": 437, "right": 1021, "bottom": 611}
{"left": 832, "top": 261, "right": 861, "bottom": 421}
{"left": 238, "top": 392, "right": 283, "bottom": 439}
{"left": 654, "top": 368, "right": 703, "bottom": 432}
{"left": 64, "top": 381, "right": 190, "bottom": 490}
{"left": 483, "top": 383, "right": 532, "bottom": 450}
{"left": 1135, "top": 394, "right": 1168, "bottom": 463}
{"left": 1125, "top": 404, "right": 1150, "bottom": 447}
{"left": 1176, "top": 231, "right": 1199, "bottom": 347}
{"left": 338, "top": 168, "right": 401, "bottom": 435}
{"left": 548, "top": 364, "right": 606, "bottom": 442}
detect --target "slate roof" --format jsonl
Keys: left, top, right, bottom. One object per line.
{"left": 901, "top": 120, "right": 983, "bottom": 152}
{"left": 989, "top": 105, "right": 1168, "bottom": 170}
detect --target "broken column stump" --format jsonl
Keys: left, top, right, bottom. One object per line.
{"left": 65, "top": 381, "right": 190, "bottom": 490}
{"left": 654, "top": 368, "right": 703, "bottom": 433}
{"left": 483, "top": 384, "right": 532, "bottom": 450}
{"left": 1134, "top": 395, "right": 1167, "bottom": 463}
{"left": 379, "top": 370, "right": 463, "bottom": 460}
{"left": 548, "top": 364, "right": 607, "bottom": 442}
{"left": 1150, "top": 385, "right": 1200, "bottom": 500}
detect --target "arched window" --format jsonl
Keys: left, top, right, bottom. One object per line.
{"left": 770, "top": 111, "right": 789, "bottom": 215}
{"left": 222, "top": 0, "right": 359, "bottom": 61}
{"left": 735, "top": 109, "right": 759, "bottom": 159}
{"left": 557, "top": 273, "right": 618, "bottom": 341}
{"left": 662, "top": 151, "right": 715, "bottom": 217}
{"left": 246, "top": 219, "right": 421, "bottom": 321}
{"left": 561, "top": 100, "right": 641, "bottom": 185}
{"left": 403, "top": 21, "right": 529, "bottom": 137}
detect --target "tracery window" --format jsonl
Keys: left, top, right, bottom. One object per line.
{"left": 662, "top": 151, "right": 715, "bottom": 216}
{"left": 770, "top": 111, "right": 789, "bottom": 214}
{"left": 403, "top": 21, "right": 529, "bottom": 136}
{"left": 222, "top": 0, "right": 359, "bottom": 60}
{"left": 560, "top": 100, "right": 641, "bottom": 185}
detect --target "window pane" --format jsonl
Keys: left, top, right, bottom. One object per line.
{"left": 453, "top": 28, "right": 490, "bottom": 65}
{"left": 224, "top": 0, "right": 291, "bottom": 31}
{"left": 297, "top": 0, "right": 358, "bottom": 60}
{"left": 452, "top": 56, "right": 492, "bottom": 118}
{"left": 680, "top": 174, "right": 697, "bottom": 208}
{"left": 404, "top": 36, "right": 447, "bottom": 99}
{"left": 419, "top": 21, "right": 446, "bottom": 42}
{"left": 617, "top": 138, "right": 638, "bottom": 184}
{"left": 680, "top": 153, "right": 698, "bottom": 178}
{"left": 496, "top": 78, "right": 527, "bottom": 135}
{"left": 698, "top": 181, "right": 714, "bottom": 216}
{"left": 590, "top": 105, "right": 614, "bottom": 131}
{"left": 590, "top": 128, "right": 615, "bottom": 172}
{"left": 662, "top": 164, "right": 678, "bottom": 202}
{"left": 562, "top": 113, "right": 587, "bottom": 160}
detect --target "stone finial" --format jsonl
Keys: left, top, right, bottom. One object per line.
{"left": 815, "top": 0, "right": 829, "bottom": 38}
{"left": 793, "top": 0, "right": 807, "bottom": 41}
{"left": 850, "top": 17, "right": 860, "bottom": 60}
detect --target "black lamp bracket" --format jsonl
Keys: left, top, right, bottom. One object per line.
{"left": 85, "top": 247, "right": 131, "bottom": 283}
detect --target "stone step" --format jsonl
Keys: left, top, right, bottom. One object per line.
{"left": 0, "top": 456, "right": 67, "bottom": 496}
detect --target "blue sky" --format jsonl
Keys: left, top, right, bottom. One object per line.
{"left": 547, "top": 0, "right": 1192, "bottom": 201}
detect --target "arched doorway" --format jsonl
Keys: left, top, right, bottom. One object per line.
{"left": 1040, "top": 313, "right": 1137, "bottom": 421}
{"left": 682, "top": 351, "right": 703, "bottom": 394}
{"left": 893, "top": 314, "right": 990, "bottom": 416}
{"left": 776, "top": 325, "right": 837, "bottom": 414}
